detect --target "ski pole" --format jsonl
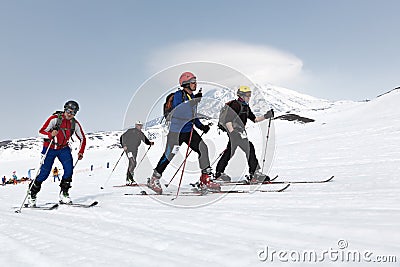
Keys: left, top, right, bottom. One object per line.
{"left": 261, "top": 117, "right": 272, "bottom": 173}
{"left": 135, "top": 145, "right": 151, "bottom": 170}
{"left": 210, "top": 148, "right": 227, "bottom": 167}
{"left": 165, "top": 131, "right": 206, "bottom": 188}
{"left": 100, "top": 150, "right": 124, "bottom": 189}
{"left": 172, "top": 125, "right": 194, "bottom": 200}
{"left": 73, "top": 158, "right": 79, "bottom": 169}
{"left": 15, "top": 139, "right": 54, "bottom": 213}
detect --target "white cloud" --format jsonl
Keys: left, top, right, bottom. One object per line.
{"left": 147, "top": 40, "right": 306, "bottom": 86}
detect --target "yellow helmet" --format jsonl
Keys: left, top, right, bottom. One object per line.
{"left": 237, "top": 86, "right": 252, "bottom": 97}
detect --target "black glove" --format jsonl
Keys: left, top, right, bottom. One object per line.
{"left": 194, "top": 91, "right": 202, "bottom": 99}
{"left": 193, "top": 91, "right": 202, "bottom": 104}
{"left": 264, "top": 109, "right": 274, "bottom": 119}
{"left": 199, "top": 124, "right": 210, "bottom": 133}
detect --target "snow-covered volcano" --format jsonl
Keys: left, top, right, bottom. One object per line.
{"left": 146, "top": 83, "right": 337, "bottom": 127}
{"left": 0, "top": 88, "right": 399, "bottom": 266}
{"left": 199, "top": 83, "right": 334, "bottom": 117}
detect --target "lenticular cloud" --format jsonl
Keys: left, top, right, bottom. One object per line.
{"left": 147, "top": 40, "right": 304, "bottom": 85}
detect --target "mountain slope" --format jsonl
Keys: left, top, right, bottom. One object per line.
{"left": 0, "top": 89, "right": 399, "bottom": 266}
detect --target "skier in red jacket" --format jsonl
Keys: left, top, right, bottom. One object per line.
{"left": 27, "top": 100, "right": 86, "bottom": 207}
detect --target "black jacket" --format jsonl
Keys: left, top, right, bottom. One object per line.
{"left": 225, "top": 99, "right": 256, "bottom": 130}
{"left": 120, "top": 128, "right": 151, "bottom": 153}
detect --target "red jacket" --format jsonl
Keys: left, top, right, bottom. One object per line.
{"left": 39, "top": 114, "right": 86, "bottom": 155}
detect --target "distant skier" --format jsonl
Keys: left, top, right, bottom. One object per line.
{"left": 2, "top": 176, "right": 6, "bottom": 186}
{"left": 12, "top": 171, "right": 18, "bottom": 184}
{"left": 215, "top": 86, "right": 274, "bottom": 183}
{"left": 148, "top": 71, "right": 220, "bottom": 194}
{"left": 120, "top": 121, "right": 154, "bottom": 185}
{"left": 53, "top": 167, "right": 60, "bottom": 182}
{"left": 27, "top": 100, "right": 86, "bottom": 207}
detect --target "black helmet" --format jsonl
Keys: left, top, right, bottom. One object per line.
{"left": 64, "top": 100, "right": 79, "bottom": 114}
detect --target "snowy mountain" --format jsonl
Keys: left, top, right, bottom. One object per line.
{"left": 0, "top": 84, "right": 334, "bottom": 157}
{"left": 199, "top": 83, "right": 335, "bottom": 117}
{"left": 147, "top": 83, "right": 337, "bottom": 127}
{"left": 1, "top": 88, "right": 399, "bottom": 266}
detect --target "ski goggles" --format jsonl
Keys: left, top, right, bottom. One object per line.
{"left": 65, "top": 109, "right": 77, "bottom": 115}
{"left": 240, "top": 92, "right": 251, "bottom": 97}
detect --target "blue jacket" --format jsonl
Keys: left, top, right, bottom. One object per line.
{"left": 169, "top": 90, "right": 202, "bottom": 133}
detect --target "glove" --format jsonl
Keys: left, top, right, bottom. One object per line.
{"left": 263, "top": 109, "right": 274, "bottom": 119}
{"left": 199, "top": 124, "right": 210, "bottom": 133}
{"left": 194, "top": 91, "right": 202, "bottom": 99}
{"left": 193, "top": 91, "right": 202, "bottom": 104}
{"left": 150, "top": 142, "right": 154, "bottom": 146}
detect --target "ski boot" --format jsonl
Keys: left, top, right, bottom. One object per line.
{"left": 59, "top": 178, "right": 72, "bottom": 204}
{"left": 248, "top": 170, "right": 270, "bottom": 183}
{"left": 214, "top": 172, "right": 231, "bottom": 182}
{"left": 126, "top": 171, "right": 137, "bottom": 186}
{"left": 26, "top": 180, "right": 42, "bottom": 207}
{"left": 147, "top": 170, "right": 162, "bottom": 194}
{"left": 200, "top": 167, "right": 221, "bottom": 192}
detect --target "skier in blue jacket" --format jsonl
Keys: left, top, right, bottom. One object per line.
{"left": 148, "top": 72, "right": 220, "bottom": 194}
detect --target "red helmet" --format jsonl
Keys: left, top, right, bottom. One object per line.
{"left": 179, "top": 72, "right": 196, "bottom": 86}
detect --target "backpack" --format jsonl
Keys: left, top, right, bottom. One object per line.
{"left": 218, "top": 100, "right": 235, "bottom": 132}
{"left": 53, "top": 111, "right": 76, "bottom": 136}
{"left": 218, "top": 100, "right": 247, "bottom": 132}
{"left": 162, "top": 90, "right": 185, "bottom": 122}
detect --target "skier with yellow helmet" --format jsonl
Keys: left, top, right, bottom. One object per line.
{"left": 215, "top": 86, "right": 274, "bottom": 182}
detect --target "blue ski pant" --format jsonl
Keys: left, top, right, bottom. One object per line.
{"left": 36, "top": 146, "right": 73, "bottom": 182}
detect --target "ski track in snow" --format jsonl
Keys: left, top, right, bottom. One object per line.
{"left": 1, "top": 91, "right": 400, "bottom": 266}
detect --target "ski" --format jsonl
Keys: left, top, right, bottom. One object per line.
{"left": 113, "top": 183, "right": 146, "bottom": 188}
{"left": 224, "top": 183, "right": 290, "bottom": 193}
{"left": 216, "top": 175, "right": 334, "bottom": 185}
{"left": 214, "top": 175, "right": 279, "bottom": 185}
{"left": 18, "top": 203, "right": 59, "bottom": 211}
{"left": 124, "top": 191, "right": 202, "bottom": 196}
{"left": 59, "top": 201, "right": 99, "bottom": 208}
{"left": 203, "top": 183, "right": 290, "bottom": 194}
{"left": 269, "top": 175, "right": 334, "bottom": 184}
{"left": 125, "top": 184, "right": 290, "bottom": 196}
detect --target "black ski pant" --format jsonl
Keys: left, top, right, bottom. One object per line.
{"left": 155, "top": 130, "right": 210, "bottom": 175}
{"left": 125, "top": 150, "right": 137, "bottom": 181}
{"left": 216, "top": 133, "right": 260, "bottom": 175}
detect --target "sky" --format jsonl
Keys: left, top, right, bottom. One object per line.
{"left": 0, "top": 0, "right": 399, "bottom": 141}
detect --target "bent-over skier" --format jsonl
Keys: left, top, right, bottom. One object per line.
{"left": 120, "top": 120, "right": 154, "bottom": 185}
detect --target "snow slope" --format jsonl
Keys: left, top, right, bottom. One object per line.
{"left": 1, "top": 90, "right": 400, "bottom": 266}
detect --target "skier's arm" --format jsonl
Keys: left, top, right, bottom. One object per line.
{"left": 255, "top": 109, "right": 274, "bottom": 122}
{"left": 225, "top": 122, "right": 234, "bottom": 133}
{"left": 74, "top": 120, "right": 86, "bottom": 159}
{"left": 225, "top": 101, "right": 240, "bottom": 132}
{"left": 254, "top": 116, "right": 265, "bottom": 123}
{"left": 144, "top": 135, "right": 152, "bottom": 146}
{"left": 194, "top": 118, "right": 202, "bottom": 129}
{"left": 39, "top": 115, "right": 59, "bottom": 139}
